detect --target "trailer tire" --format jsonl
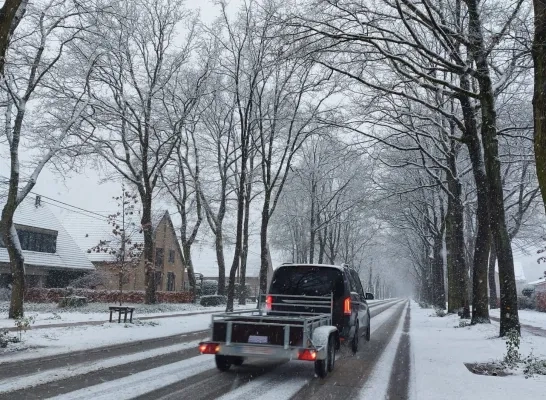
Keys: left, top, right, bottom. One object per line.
{"left": 232, "top": 356, "right": 244, "bottom": 366}
{"left": 215, "top": 355, "right": 232, "bottom": 372}
{"left": 315, "top": 336, "right": 333, "bottom": 379}
{"left": 327, "top": 335, "right": 336, "bottom": 372}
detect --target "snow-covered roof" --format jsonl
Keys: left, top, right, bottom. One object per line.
{"left": 61, "top": 210, "right": 167, "bottom": 263}
{"left": 0, "top": 196, "right": 95, "bottom": 271}
{"left": 528, "top": 277, "right": 546, "bottom": 286}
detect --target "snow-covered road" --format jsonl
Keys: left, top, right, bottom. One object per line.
{"left": 0, "top": 299, "right": 409, "bottom": 400}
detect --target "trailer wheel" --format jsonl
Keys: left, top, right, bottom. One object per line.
{"left": 215, "top": 355, "right": 232, "bottom": 372}
{"left": 315, "top": 336, "right": 332, "bottom": 379}
{"left": 232, "top": 356, "right": 244, "bottom": 366}
{"left": 327, "top": 335, "right": 336, "bottom": 372}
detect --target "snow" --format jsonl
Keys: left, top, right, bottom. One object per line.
{"left": 216, "top": 362, "right": 310, "bottom": 400}
{"left": 0, "top": 340, "right": 201, "bottom": 393}
{"left": 359, "top": 303, "right": 407, "bottom": 399}
{"left": 0, "top": 301, "right": 253, "bottom": 329}
{"left": 490, "top": 308, "right": 546, "bottom": 331}
{"left": 48, "top": 355, "right": 213, "bottom": 400}
{"left": 0, "top": 308, "right": 250, "bottom": 362}
{"left": 410, "top": 302, "right": 546, "bottom": 400}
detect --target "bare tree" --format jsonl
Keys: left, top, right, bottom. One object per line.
{"left": 0, "top": 0, "right": 97, "bottom": 318}
{"left": 80, "top": 0, "right": 209, "bottom": 303}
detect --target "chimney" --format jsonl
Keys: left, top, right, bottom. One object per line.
{"left": 35, "top": 195, "right": 41, "bottom": 207}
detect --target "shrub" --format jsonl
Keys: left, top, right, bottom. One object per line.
{"left": 201, "top": 280, "right": 218, "bottom": 296}
{"left": 200, "top": 295, "right": 227, "bottom": 307}
{"left": 517, "top": 296, "right": 535, "bottom": 310}
{"left": 537, "top": 292, "right": 546, "bottom": 312}
{"left": 0, "top": 330, "right": 19, "bottom": 348}
{"left": 25, "top": 288, "right": 194, "bottom": 304}
{"left": 503, "top": 329, "right": 521, "bottom": 369}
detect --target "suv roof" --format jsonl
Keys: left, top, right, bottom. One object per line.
{"left": 278, "top": 263, "right": 352, "bottom": 271}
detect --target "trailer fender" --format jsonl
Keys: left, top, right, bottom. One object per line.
{"left": 312, "top": 326, "right": 338, "bottom": 348}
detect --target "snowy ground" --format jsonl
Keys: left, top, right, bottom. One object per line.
{"left": 490, "top": 308, "right": 546, "bottom": 331}
{"left": 411, "top": 302, "right": 546, "bottom": 400}
{"left": 0, "top": 301, "right": 253, "bottom": 329}
{"left": 0, "top": 299, "right": 388, "bottom": 363}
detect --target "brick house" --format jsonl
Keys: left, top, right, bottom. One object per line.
{"left": 0, "top": 196, "right": 95, "bottom": 288}
{"left": 65, "top": 210, "right": 186, "bottom": 292}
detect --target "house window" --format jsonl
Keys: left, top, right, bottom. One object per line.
{"left": 168, "top": 249, "right": 175, "bottom": 263}
{"left": 16, "top": 229, "right": 57, "bottom": 253}
{"left": 155, "top": 248, "right": 164, "bottom": 267}
{"left": 167, "top": 272, "right": 175, "bottom": 292}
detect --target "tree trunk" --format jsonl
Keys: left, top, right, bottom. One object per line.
{"left": 182, "top": 244, "right": 197, "bottom": 302}
{"left": 445, "top": 173, "right": 468, "bottom": 314}
{"left": 309, "top": 181, "right": 316, "bottom": 263}
{"left": 489, "top": 241, "right": 498, "bottom": 309}
{"left": 141, "top": 196, "right": 156, "bottom": 304}
{"left": 239, "top": 190, "right": 251, "bottom": 305}
{"left": 533, "top": 0, "right": 546, "bottom": 215}
{"left": 215, "top": 229, "right": 226, "bottom": 296}
{"left": 259, "top": 206, "right": 271, "bottom": 296}
{"left": 471, "top": 194, "right": 491, "bottom": 324}
{"left": 467, "top": 0, "right": 520, "bottom": 335}
{"left": 432, "top": 233, "right": 445, "bottom": 309}
{"left": 460, "top": 91, "right": 491, "bottom": 324}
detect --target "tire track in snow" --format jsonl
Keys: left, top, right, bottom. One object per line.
{"left": 135, "top": 300, "right": 405, "bottom": 400}
{"left": 2, "top": 299, "right": 404, "bottom": 400}
{"left": 289, "top": 300, "right": 408, "bottom": 400}
{"left": 357, "top": 301, "right": 409, "bottom": 399}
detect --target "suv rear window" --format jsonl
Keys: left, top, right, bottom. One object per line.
{"left": 269, "top": 265, "right": 345, "bottom": 298}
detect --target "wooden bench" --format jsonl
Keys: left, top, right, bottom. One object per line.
{"left": 109, "top": 306, "right": 135, "bottom": 323}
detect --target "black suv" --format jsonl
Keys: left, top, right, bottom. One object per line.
{"left": 267, "top": 263, "right": 374, "bottom": 353}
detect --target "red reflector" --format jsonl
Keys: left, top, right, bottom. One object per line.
{"left": 199, "top": 343, "right": 220, "bottom": 354}
{"left": 298, "top": 349, "right": 317, "bottom": 361}
{"left": 344, "top": 297, "right": 351, "bottom": 315}
{"left": 266, "top": 295, "right": 273, "bottom": 311}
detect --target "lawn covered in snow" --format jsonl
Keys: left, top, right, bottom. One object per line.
{"left": 0, "top": 301, "right": 255, "bottom": 329}
{"left": 410, "top": 302, "right": 546, "bottom": 400}
{"left": 490, "top": 308, "right": 546, "bottom": 331}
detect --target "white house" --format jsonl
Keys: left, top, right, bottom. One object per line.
{"left": 0, "top": 195, "right": 95, "bottom": 288}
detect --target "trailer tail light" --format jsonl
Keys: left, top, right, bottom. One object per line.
{"left": 298, "top": 349, "right": 317, "bottom": 361}
{"left": 199, "top": 343, "right": 220, "bottom": 354}
{"left": 265, "top": 295, "right": 273, "bottom": 311}
{"left": 344, "top": 297, "right": 351, "bottom": 315}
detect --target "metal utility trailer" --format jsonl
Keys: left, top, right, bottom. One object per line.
{"left": 198, "top": 294, "right": 338, "bottom": 378}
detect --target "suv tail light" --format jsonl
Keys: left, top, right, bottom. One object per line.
{"left": 265, "top": 295, "right": 273, "bottom": 311}
{"left": 344, "top": 296, "right": 351, "bottom": 315}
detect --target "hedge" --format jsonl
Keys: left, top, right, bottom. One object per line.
{"left": 537, "top": 292, "right": 546, "bottom": 312}
{"left": 24, "top": 288, "right": 194, "bottom": 304}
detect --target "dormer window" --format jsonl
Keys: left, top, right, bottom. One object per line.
{"left": 15, "top": 225, "right": 57, "bottom": 253}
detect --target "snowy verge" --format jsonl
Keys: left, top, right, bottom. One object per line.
{"left": 0, "top": 302, "right": 254, "bottom": 329}
{"left": 410, "top": 302, "right": 546, "bottom": 400}
{"left": 490, "top": 308, "right": 546, "bottom": 332}
{"left": 0, "top": 311, "right": 219, "bottom": 362}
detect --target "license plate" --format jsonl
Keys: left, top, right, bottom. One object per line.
{"left": 240, "top": 345, "right": 274, "bottom": 355}
{"left": 248, "top": 335, "right": 268, "bottom": 344}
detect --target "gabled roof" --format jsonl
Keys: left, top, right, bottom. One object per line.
{"left": 0, "top": 196, "right": 95, "bottom": 271}
{"left": 61, "top": 209, "right": 170, "bottom": 263}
